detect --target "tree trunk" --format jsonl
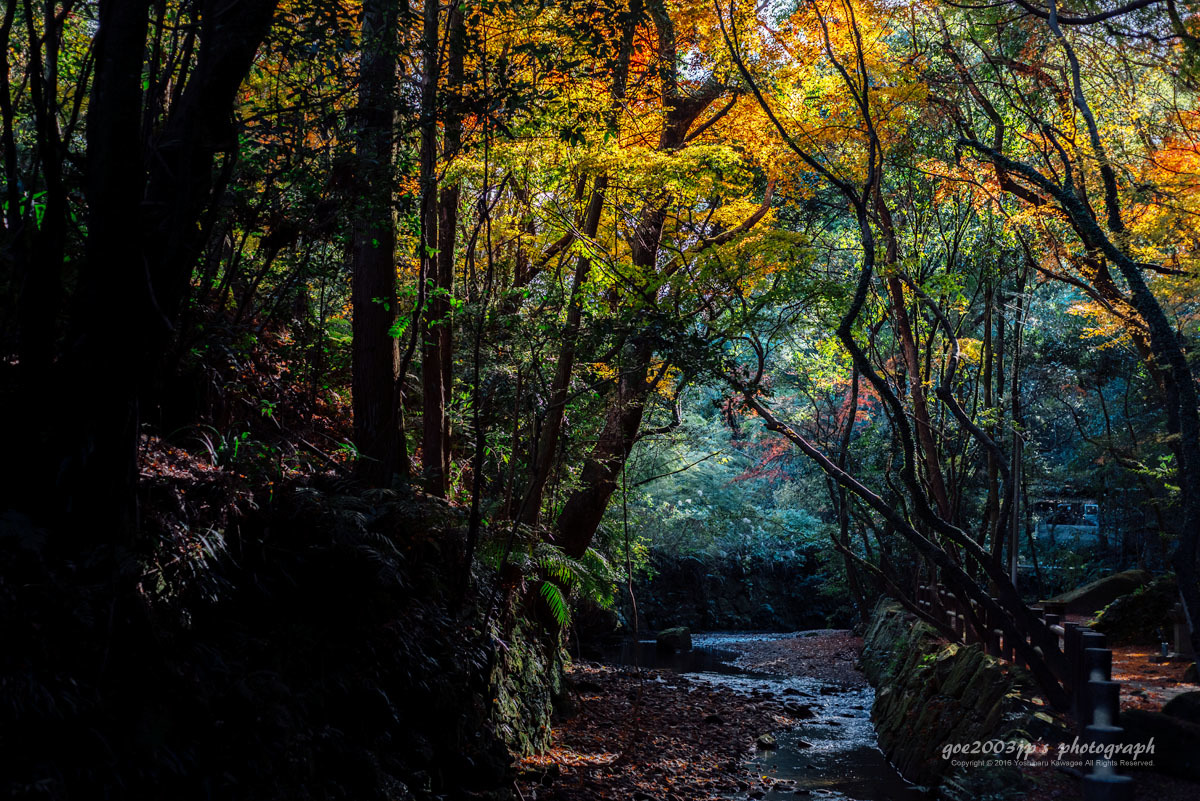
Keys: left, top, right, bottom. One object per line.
{"left": 52, "top": 0, "right": 278, "bottom": 539}
{"left": 19, "top": 0, "right": 66, "bottom": 377}
{"left": 874, "top": 190, "right": 952, "bottom": 520}
{"left": 555, "top": 340, "right": 655, "bottom": 558}
{"left": 420, "top": 0, "right": 463, "bottom": 497}
{"left": 982, "top": 280, "right": 1000, "bottom": 556}
{"left": 350, "top": 0, "right": 400, "bottom": 485}
{"left": 141, "top": 0, "right": 280, "bottom": 352}
{"left": 418, "top": 0, "right": 444, "bottom": 495}
{"left": 518, "top": 176, "right": 608, "bottom": 524}
{"left": 56, "top": 0, "right": 151, "bottom": 540}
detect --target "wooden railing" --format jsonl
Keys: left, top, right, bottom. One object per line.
{"left": 916, "top": 584, "right": 1134, "bottom": 801}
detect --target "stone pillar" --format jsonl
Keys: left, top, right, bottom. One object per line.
{"left": 1078, "top": 636, "right": 1110, "bottom": 725}
{"left": 1082, "top": 724, "right": 1134, "bottom": 801}
{"left": 1170, "top": 603, "right": 1195, "bottom": 657}
{"left": 1087, "top": 680, "right": 1121, "bottom": 728}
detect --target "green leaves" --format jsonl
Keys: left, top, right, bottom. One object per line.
{"left": 539, "top": 581, "right": 570, "bottom": 626}
{"left": 536, "top": 542, "right": 616, "bottom": 611}
{"left": 387, "top": 318, "right": 410, "bottom": 339}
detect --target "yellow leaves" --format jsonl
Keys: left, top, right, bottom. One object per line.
{"left": 712, "top": 193, "right": 777, "bottom": 234}
{"left": 590, "top": 362, "right": 618, "bottom": 384}
{"left": 1126, "top": 118, "right": 1200, "bottom": 279}
{"left": 586, "top": 357, "right": 680, "bottom": 402}
{"left": 729, "top": 0, "right": 928, "bottom": 188}
{"left": 651, "top": 362, "right": 684, "bottom": 399}
{"left": 957, "top": 338, "right": 983, "bottom": 367}
{"left": 1068, "top": 301, "right": 1134, "bottom": 350}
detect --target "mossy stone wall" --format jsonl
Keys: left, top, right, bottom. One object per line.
{"left": 860, "top": 600, "right": 1068, "bottom": 797}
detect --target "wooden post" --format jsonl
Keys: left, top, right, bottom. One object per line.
{"left": 1077, "top": 628, "right": 1132, "bottom": 801}
{"left": 1080, "top": 647, "right": 1112, "bottom": 726}
{"left": 1078, "top": 632, "right": 1108, "bottom": 722}
{"left": 1062, "top": 621, "right": 1082, "bottom": 711}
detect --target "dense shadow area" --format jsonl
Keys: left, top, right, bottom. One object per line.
{"left": 1, "top": 484, "right": 541, "bottom": 801}
{"left": 632, "top": 550, "right": 853, "bottom": 631}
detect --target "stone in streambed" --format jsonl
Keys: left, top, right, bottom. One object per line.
{"left": 784, "top": 700, "right": 817, "bottom": 719}
{"left": 656, "top": 626, "right": 692, "bottom": 651}
{"left": 756, "top": 733, "right": 778, "bottom": 750}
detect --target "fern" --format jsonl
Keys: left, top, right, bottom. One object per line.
{"left": 475, "top": 532, "right": 619, "bottom": 627}
{"left": 535, "top": 543, "right": 582, "bottom": 586}
{"left": 579, "top": 547, "right": 617, "bottom": 609}
{"left": 535, "top": 544, "right": 616, "bottom": 605}
{"left": 540, "top": 581, "right": 571, "bottom": 626}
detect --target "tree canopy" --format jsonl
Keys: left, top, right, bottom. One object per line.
{"left": 2, "top": 0, "right": 1199, "bottom": 792}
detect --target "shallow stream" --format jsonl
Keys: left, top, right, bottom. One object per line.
{"left": 604, "top": 632, "right": 928, "bottom": 801}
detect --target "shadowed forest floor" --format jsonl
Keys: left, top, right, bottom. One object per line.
{"left": 517, "top": 662, "right": 787, "bottom": 800}
{"left": 516, "top": 632, "right": 876, "bottom": 800}
{"left": 518, "top": 631, "right": 1200, "bottom": 801}
{"left": 1109, "top": 646, "right": 1194, "bottom": 712}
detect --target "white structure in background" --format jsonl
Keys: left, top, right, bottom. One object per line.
{"left": 1033, "top": 497, "right": 1102, "bottom": 547}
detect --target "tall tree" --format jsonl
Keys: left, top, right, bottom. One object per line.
{"left": 517, "top": 0, "right": 642, "bottom": 525}
{"left": 718, "top": 0, "right": 1071, "bottom": 705}
{"left": 351, "top": 0, "right": 401, "bottom": 486}
{"left": 553, "top": 0, "right": 766, "bottom": 556}
{"left": 50, "top": 0, "right": 279, "bottom": 538}
{"left": 419, "top": 0, "right": 463, "bottom": 497}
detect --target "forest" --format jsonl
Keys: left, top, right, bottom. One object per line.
{"left": 2, "top": 0, "right": 1199, "bottom": 799}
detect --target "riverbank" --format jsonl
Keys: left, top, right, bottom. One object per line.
{"left": 718, "top": 629, "right": 866, "bottom": 685}
{"left": 860, "top": 600, "right": 1200, "bottom": 801}
{"left": 517, "top": 662, "right": 787, "bottom": 800}
{"left": 516, "top": 630, "right": 908, "bottom": 801}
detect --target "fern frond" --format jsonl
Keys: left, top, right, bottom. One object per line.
{"left": 534, "top": 543, "right": 585, "bottom": 587}
{"left": 578, "top": 547, "right": 617, "bottom": 608}
{"left": 539, "top": 581, "right": 571, "bottom": 627}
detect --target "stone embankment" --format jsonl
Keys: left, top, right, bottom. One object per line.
{"left": 858, "top": 600, "right": 1068, "bottom": 796}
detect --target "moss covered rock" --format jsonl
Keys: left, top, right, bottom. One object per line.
{"left": 1045, "top": 569, "right": 1151, "bottom": 616}
{"left": 1121, "top": 709, "right": 1200, "bottom": 780}
{"left": 1163, "top": 690, "right": 1200, "bottom": 725}
{"left": 656, "top": 626, "right": 692, "bottom": 651}
{"left": 1091, "top": 574, "right": 1177, "bottom": 645}
{"left": 860, "top": 599, "right": 1069, "bottom": 793}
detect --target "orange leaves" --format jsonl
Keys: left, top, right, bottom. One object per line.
{"left": 725, "top": 0, "right": 927, "bottom": 190}
{"left": 521, "top": 747, "right": 620, "bottom": 768}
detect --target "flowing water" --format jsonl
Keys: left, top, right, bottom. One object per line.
{"left": 604, "top": 632, "right": 929, "bottom": 801}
